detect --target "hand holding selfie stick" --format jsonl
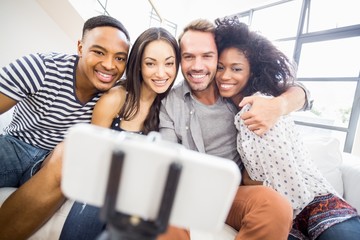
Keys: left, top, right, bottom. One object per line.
{"left": 97, "top": 149, "right": 182, "bottom": 240}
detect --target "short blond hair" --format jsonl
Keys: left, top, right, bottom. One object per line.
{"left": 178, "top": 19, "right": 215, "bottom": 44}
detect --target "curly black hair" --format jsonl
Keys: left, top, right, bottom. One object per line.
{"left": 215, "top": 17, "right": 295, "bottom": 97}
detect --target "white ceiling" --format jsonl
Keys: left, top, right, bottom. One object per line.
{"left": 70, "top": 0, "right": 282, "bottom": 40}
{"left": 151, "top": 0, "right": 281, "bottom": 22}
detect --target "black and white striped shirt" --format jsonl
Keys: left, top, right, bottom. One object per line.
{"left": 0, "top": 53, "right": 102, "bottom": 150}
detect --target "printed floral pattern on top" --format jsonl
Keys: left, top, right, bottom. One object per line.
{"left": 234, "top": 92, "right": 337, "bottom": 217}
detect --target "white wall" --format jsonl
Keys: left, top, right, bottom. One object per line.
{"left": 0, "top": 0, "right": 83, "bottom": 67}
{"left": 0, "top": 0, "right": 84, "bottom": 132}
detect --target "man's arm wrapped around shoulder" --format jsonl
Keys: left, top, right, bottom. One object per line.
{"left": 292, "top": 81, "right": 313, "bottom": 111}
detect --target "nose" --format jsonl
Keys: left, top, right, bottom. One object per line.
{"left": 219, "top": 68, "right": 231, "bottom": 81}
{"left": 192, "top": 57, "right": 204, "bottom": 70}
{"left": 102, "top": 56, "right": 115, "bottom": 70}
{"left": 155, "top": 64, "right": 166, "bottom": 78}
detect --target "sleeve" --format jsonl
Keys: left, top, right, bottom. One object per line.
{"left": 159, "top": 98, "right": 180, "bottom": 144}
{"left": 0, "top": 53, "right": 46, "bottom": 101}
{"left": 292, "top": 81, "right": 313, "bottom": 111}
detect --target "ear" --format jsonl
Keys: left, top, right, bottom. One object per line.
{"left": 77, "top": 40, "right": 83, "bottom": 57}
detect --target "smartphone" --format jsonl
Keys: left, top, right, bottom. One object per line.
{"left": 62, "top": 124, "right": 241, "bottom": 232}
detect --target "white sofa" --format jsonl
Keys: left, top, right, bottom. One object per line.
{"left": 1, "top": 136, "right": 360, "bottom": 240}
{"left": 191, "top": 137, "right": 360, "bottom": 239}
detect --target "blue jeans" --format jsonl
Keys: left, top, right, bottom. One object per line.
{"left": 288, "top": 216, "right": 360, "bottom": 240}
{"left": 60, "top": 202, "right": 106, "bottom": 240}
{"left": 0, "top": 135, "right": 49, "bottom": 187}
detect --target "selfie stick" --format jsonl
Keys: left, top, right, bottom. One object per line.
{"left": 97, "top": 149, "right": 183, "bottom": 240}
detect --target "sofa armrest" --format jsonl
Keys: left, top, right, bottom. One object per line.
{"left": 341, "top": 153, "right": 360, "bottom": 212}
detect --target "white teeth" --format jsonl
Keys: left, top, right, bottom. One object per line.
{"left": 98, "top": 72, "right": 111, "bottom": 79}
{"left": 191, "top": 74, "right": 206, "bottom": 79}
{"left": 220, "top": 84, "right": 233, "bottom": 89}
{"left": 154, "top": 80, "right": 167, "bottom": 84}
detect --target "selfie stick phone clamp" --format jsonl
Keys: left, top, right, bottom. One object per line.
{"left": 97, "top": 149, "right": 183, "bottom": 240}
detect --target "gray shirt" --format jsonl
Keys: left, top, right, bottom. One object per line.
{"left": 159, "top": 80, "right": 242, "bottom": 167}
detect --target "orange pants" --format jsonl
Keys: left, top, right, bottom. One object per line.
{"left": 158, "top": 185, "right": 293, "bottom": 240}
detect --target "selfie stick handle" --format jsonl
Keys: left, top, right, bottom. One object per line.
{"left": 98, "top": 149, "right": 182, "bottom": 240}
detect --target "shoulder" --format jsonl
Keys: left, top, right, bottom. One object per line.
{"left": 2, "top": 52, "right": 75, "bottom": 67}
{"left": 106, "top": 84, "right": 126, "bottom": 95}
{"left": 92, "top": 85, "right": 127, "bottom": 125}
{"left": 40, "top": 52, "right": 76, "bottom": 61}
{"left": 40, "top": 52, "right": 77, "bottom": 69}
{"left": 5, "top": 53, "right": 46, "bottom": 69}
{"left": 161, "top": 81, "right": 190, "bottom": 117}
{"left": 163, "top": 80, "right": 187, "bottom": 103}
{"left": 100, "top": 85, "right": 126, "bottom": 101}
{"left": 98, "top": 85, "right": 126, "bottom": 109}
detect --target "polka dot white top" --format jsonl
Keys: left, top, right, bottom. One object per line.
{"left": 235, "top": 93, "right": 338, "bottom": 217}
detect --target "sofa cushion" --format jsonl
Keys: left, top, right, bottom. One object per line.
{"left": 341, "top": 153, "right": 360, "bottom": 211}
{"left": 302, "top": 136, "right": 344, "bottom": 196}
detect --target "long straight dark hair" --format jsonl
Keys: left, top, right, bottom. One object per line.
{"left": 119, "top": 27, "right": 180, "bottom": 134}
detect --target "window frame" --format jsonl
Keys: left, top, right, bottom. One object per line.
{"left": 236, "top": 0, "right": 360, "bottom": 153}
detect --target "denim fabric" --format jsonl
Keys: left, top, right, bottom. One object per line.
{"left": 60, "top": 202, "right": 106, "bottom": 240}
{"left": 317, "top": 216, "right": 360, "bottom": 240}
{"left": 288, "top": 216, "right": 360, "bottom": 240}
{"left": 0, "top": 135, "right": 50, "bottom": 187}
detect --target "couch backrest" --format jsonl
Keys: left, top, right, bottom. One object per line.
{"left": 303, "top": 136, "right": 343, "bottom": 196}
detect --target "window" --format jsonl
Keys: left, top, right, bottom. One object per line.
{"left": 305, "top": 0, "right": 360, "bottom": 33}
{"left": 237, "top": 0, "right": 360, "bottom": 153}
{"left": 250, "top": 0, "right": 302, "bottom": 39}
{"left": 93, "top": 0, "right": 177, "bottom": 41}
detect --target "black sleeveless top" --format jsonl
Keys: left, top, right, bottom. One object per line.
{"left": 110, "top": 115, "right": 143, "bottom": 135}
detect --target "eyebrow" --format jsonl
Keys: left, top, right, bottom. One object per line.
{"left": 144, "top": 56, "right": 175, "bottom": 61}
{"left": 182, "top": 51, "right": 216, "bottom": 56}
{"left": 91, "top": 44, "right": 128, "bottom": 56}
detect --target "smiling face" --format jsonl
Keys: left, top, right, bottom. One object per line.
{"left": 216, "top": 47, "right": 251, "bottom": 105}
{"left": 180, "top": 30, "right": 218, "bottom": 93}
{"left": 141, "top": 39, "right": 177, "bottom": 95}
{"left": 77, "top": 26, "right": 130, "bottom": 94}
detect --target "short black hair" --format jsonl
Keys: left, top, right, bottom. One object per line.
{"left": 82, "top": 15, "right": 130, "bottom": 41}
